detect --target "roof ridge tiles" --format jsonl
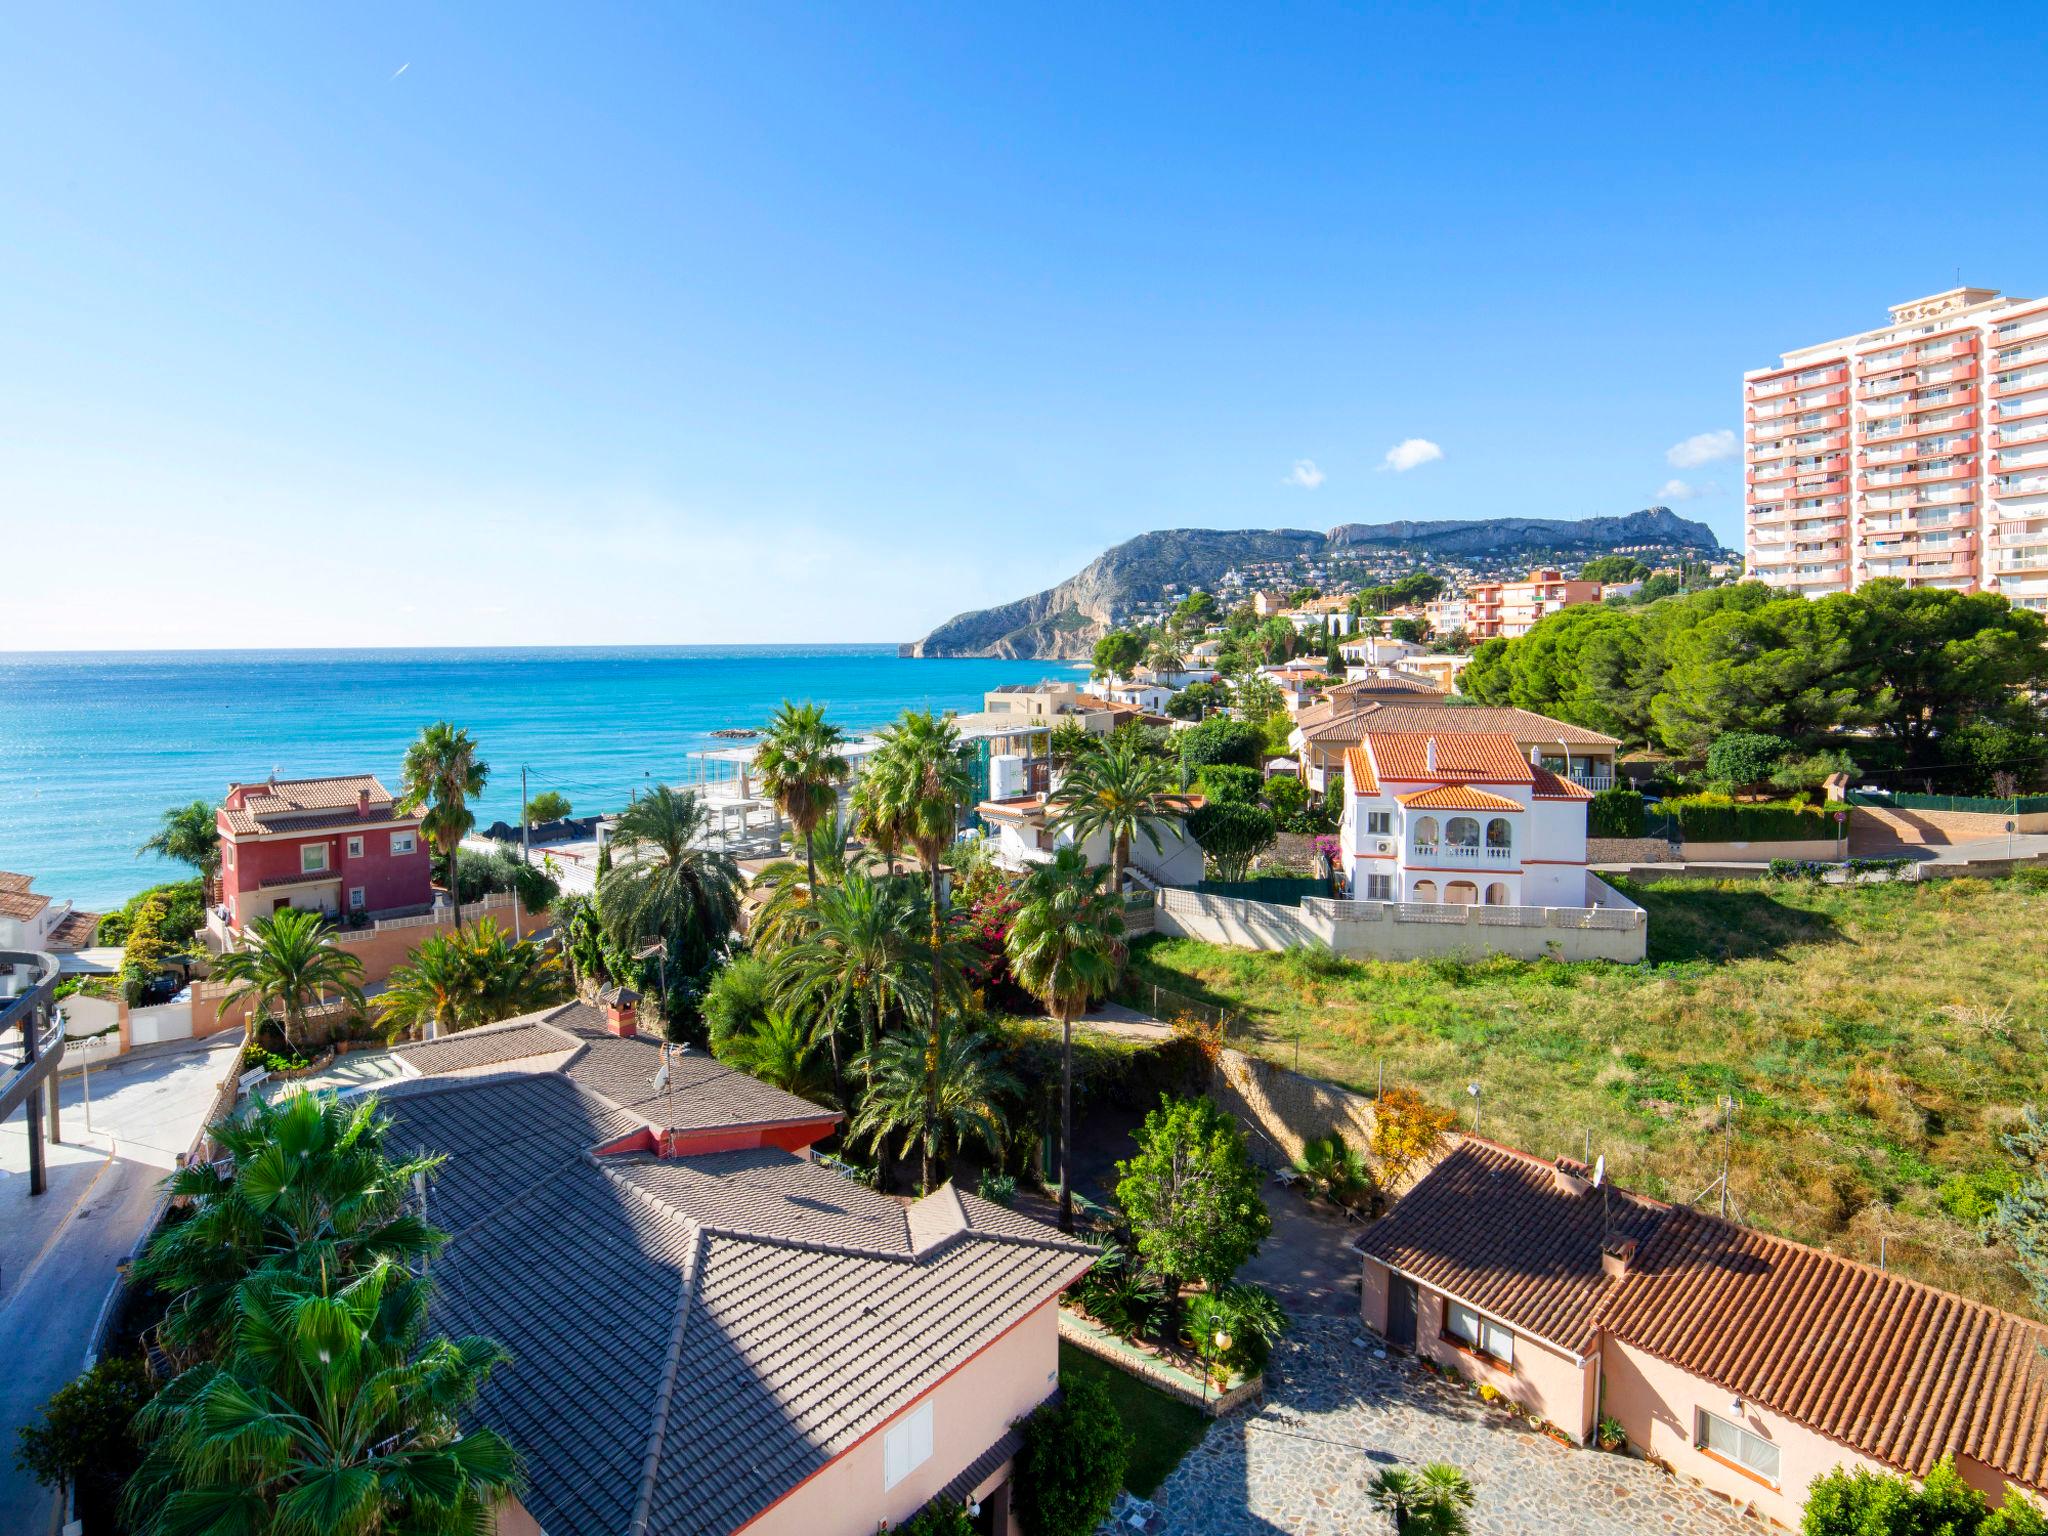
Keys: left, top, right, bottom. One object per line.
{"left": 628, "top": 1227, "right": 703, "bottom": 1536}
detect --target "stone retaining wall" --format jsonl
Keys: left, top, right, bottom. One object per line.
{"left": 1587, "top": 837, "right": 1675, "bottom": 864}
{"left": 1208, "top": 1047, "right": 1378, "bottom": 1169}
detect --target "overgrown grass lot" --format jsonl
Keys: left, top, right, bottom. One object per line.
{"left": 1123, "top": 873, "right": 2048, "bottom": 1314}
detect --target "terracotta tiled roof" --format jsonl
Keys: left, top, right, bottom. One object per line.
{"left": 1603, "top": 1206, "right": 2048, "bottom": 1489}
{"left": 0, "top": 879, "right": 52, "bottom": 921}
{"left": 1329, "top": 674, "right": 1448, "bottom": 699}
{"left": 221, "top": 774, "right": 405, "bottom": 836}
{"left": 1365, "top": 731, "right": 1535, "bottom": 784}
{"left": 1359, "top": 1139, "right": 1667, "bottom": 1357}
{"left": 1530, "top": 765, "right": 1594, "bottom": 801}
{"left": 1298, "top": 702, "right": 1619, "bottom": 748}
{"left": 1396, "top": 786, "right": 1523, "bottom": 812}
{"left": 0, "top": 872, "right": 31, "bottom": 893}
{"left": 1342, "top": 747, "right": 1378, "bottom": 795}
{"left": 45, "top": 909, "right": 102, "bottom": 951}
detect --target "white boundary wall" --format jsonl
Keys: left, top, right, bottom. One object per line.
{"left": 1153, "top": 875, "right": 1645, "bottom": 963}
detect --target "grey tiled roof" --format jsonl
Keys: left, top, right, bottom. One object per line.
{"left": 390, "top": 1018, "right": 582, "bottom": 1077}
{"left": 375, "top": 1063, "right": 1093, "bottom": 1536}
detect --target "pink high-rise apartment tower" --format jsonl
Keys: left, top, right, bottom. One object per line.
{"left": 1743, "top": 286, "right": 2048, "bottom": 611}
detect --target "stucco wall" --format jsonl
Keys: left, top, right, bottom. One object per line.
{"left": 221, "top": 819, "right": 433, "bottom": 924}
{"left": 1360, "top": 1258, "right": 1595, "bottom": 1442}
{"left": 1152, "top": 887, "right": 1647, "bottom": 964}
{"left": 1677, "top": 838, "right": 1844, "bottom": 863}
{"left": 738, "top": 1295, "right": 1065, "bottom": 1536}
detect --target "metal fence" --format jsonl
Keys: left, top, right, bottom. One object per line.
{"left": 1849, "top": 789, "right": 2048, "bottom": 815}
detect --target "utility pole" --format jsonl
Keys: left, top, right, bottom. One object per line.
{"left": 1720, "top": 1097, "right": 1734, "bottom": 1219}
{"left": 515, "top": 766, "right": 531, "bottom": 935}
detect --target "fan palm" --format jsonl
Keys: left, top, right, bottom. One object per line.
{"left": 125, "top": 1261, "right": 520, "bottom": 1536}
{"left": 1413, "top": 1463, "right": 1477, "bottom": 1535}
{"left": 712, "top": 1008, "right": 834, "bottom": 1104}
{"left": 773, "top": 867, "right": 937, "bottom": 1102}
{"left": 865, "top": 712, "right": 974, "bottom": 1169}
{"left": 397, "top": 722, "right": 490, "bottom": 931}
{"left": 598, "top": 785, "right": 743, "bottom": 997}
{"left": 851, "top": 1018, "right": 1018, "bottom": 1193}
{"left": 138, "top": 799, "right": 222, "bottom": 885}
{"left": 375, "top": 917, "right": 565, "bottom": 1042}
{"left": 133, "top": 1090, "right": 443, "bottom": 1359}
{"left": 1051, "top": 731, "right": 1181, "bottom": 894}
{"left": 1005, "top": 847, "right": 1126, "bottom": 1231}
{"left": 754, "top": 700, "right": 850, "bottom": 919}
{"left": 210, "top": 908, "right": 367, "bottom": 1055}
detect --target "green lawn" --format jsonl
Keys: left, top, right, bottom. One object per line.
{"left": 1059, "top": 1341, "right": 1210, "bottom": 1498}
{"left": 1125, "top": 873, "right": 2048, "bottom": 1314}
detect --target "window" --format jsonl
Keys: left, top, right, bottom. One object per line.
{"left": 1484, "top": 882, "right": 1509, "bottom": 906}
{"left": 1365, "top": 874, "right": 1393, "bottom": 902}
{"left": 1444, "top": 1301, "right": 1513, "bottom": 1366}
{"left": 349, "top": 886, "right": 366, "bottom": 912}
{"left": 1410, "top": 879, "right": 1437, "bottom": 904}
{"left": 347, "top": 835, "right": 364, "bottom": 859}
{"left": 1485, "top": 817, "right": 1513, "bottom": 850}
{"left": 300, "top": 843, "right": 329, "bottom": 874}
{"left": 1696, "top": 1408, "right": 1780, "bottom": 1485}
{"left": 224, "top": 844, "right": 235, "bottom": 870}
{"left": 882, "top": 1401, "right": 932, "bottom": 1491}
{"left": 1444, "top": 880, "right": 1479, "bottom": 905}
{"left": 1445, "top": 816, "right": 1480, "bottom": 849}
{"left": 1366, "top": 811, "right": 1391, "bottom": 836}
{"left": 1412, "top": 816, "right": 1439, "bottom": 851}
{"left": 390, "top": 832, "right": 417, "bottom": 856}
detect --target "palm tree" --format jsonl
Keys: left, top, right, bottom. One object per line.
{"left": 598, "top": 785, "right": 743, "bottom": 1010}
{"left": 398, "top": 722, "right": 490, "bottom": 931}
{"left": 125, "top": 1261, "right": 520, "bottom": 1536}
{"left": 866, "top": 711, "right": 974, "bottom": 1168}
{"left": 376, "top": 917, "right": 565, "bottom": 1042}
{"left": 1146, "top": 631, "right": 1186, "bottom": 675}
{"left": 137, "top": 799, "right": 221, "bottom": 886}
{"left": 1368, "top": 1469, "right": 1422, "bottom": 1532}
{"left": 848, "top": 770, "right": 907, "bottom": 876}
{"left": 1051, "top": 731, "right": 1181, "bottom": 894}
{"left": 1413, "top": 1464, "right": 1477, "bottom": 1535}
{"left": 712, "top": 1008, "right": 834, "bottom": 1104}
{"left": 750, "top": 819, "right": 853, "bottom": 955}
{"left": 755, "top": 700, "right": 850, "bottom": 917}
{"left": 773, "top": 867, "right": 935, "bottom": 1102}
{"left": 1005, "top": 847, "right": 1126, "bottom": 1231}
{"left": 133, "top": 1091, "right": 442, "bottom": 1358}
{"left": 210, "top": 908, "right": 366, "bottom": 1054}
{"left": 851, "top": 1018, "right": 1018, "bottom": 1193}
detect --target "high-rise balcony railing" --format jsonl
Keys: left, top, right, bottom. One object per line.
{"left": 1860, "top": 338, "right": 1971, "bottom": 373}
{"left": 1992, "top": 369, "right": 2048, "bottom": 400}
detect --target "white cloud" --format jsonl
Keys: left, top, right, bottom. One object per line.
{"left": 1379, "top": 438, "right": 1443, "bottom": 473}
{"left": 1283, "top": 458, "right": 1326, "bottom": 490}
{"left": 1655, "top": 478, "right": 1722, "bottom": 502}
{"left": 1666, "top": 429, "right": 1736, "bottom": 469}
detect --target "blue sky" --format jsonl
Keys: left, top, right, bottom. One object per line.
{"left": 3, "top": 2, "right": 2044, "bottom": 648}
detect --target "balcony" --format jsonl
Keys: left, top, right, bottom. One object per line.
{"left": 1860, "top": 338, "right": 1971, "bottom": 374}
{"left": 1992, "top": 368, "right": 2048, "bottom": 399}
{"left": 1994, "top": 548, "right": 2048, "bottom": 575}
{"left": 1410, "top": 842, "right": 1516, "bottom": 863}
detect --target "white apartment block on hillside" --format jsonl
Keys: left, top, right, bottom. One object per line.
{"left": 1744, "top": 285, "right": 2048, "bottom": 610}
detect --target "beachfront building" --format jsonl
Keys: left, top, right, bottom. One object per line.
{"left": 1360, "top": 1138, "right": 2048, "bottom": 1526}
{"left": 264, "top": 1001, "right": 1094, "bottom": 1536}
{"left": 215, "top": 774, "right": 433, "bottom": 931}
{"left": 1290, "top": 700, "right": 1619, "bottom": 797}
{"left": 975, "top": 792, "right": 1206, "bottom": 889}
{"left": 1335, "top": 731, "right": 1592, "bottom": 907}
{"left": 1744, "top": 285, "right": 2048, "bottom": 607}
{"left": 0, "top": 872, "right": 99, "bottom": 956}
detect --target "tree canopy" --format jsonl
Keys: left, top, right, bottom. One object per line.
{"left": 1115, "top": 1095, "right": 1270, "bottom": 1291}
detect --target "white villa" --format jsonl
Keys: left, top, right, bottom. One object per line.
{"left": 974, "top": 791, "right": 1207, "bottom": 889}
{"left": 1337, "top": 731, "right": 1592, "bottom": 907}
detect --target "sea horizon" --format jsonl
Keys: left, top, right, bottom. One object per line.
{"left": 0, "top": 644, "right": 1082, "bottom": 912}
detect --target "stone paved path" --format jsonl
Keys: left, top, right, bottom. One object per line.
{"left": 1142, "top": 1317, "right": 1763, "bottom": 1536}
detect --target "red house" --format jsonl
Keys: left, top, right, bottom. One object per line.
{"left": 216, "top": 774, "right": 434, "bottom": 930}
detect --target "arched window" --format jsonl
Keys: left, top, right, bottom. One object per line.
{"left": 1485, "top": 882, "right": 1509, "bottom": 906}
{"left": 1486, "top": 817, "right": 1514, "bottom": 850}
{"left": 1445, "top": 880, "right": 1479, "bottom": 905}
{"left": 1446, "top": 816, "right": 1480, "bottom": 848}
{"left": 1411, "top": 879, "right": 1437, "bottom": 904}
{"left": 1412, "top": 816, "right": 1439, "bottom": 850}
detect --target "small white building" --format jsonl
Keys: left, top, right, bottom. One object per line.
{"left": 1337, "top": 732, "right": 1593, "bottom": 908}
{"left": 975, "top": 793, "right": 1207, "bottom": 890}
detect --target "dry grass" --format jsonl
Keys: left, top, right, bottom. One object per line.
{"left": 1123, "top": 874, "right": 2048, "bottom": 1314}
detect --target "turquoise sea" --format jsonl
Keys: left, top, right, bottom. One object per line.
{"left": 0, "top": 647, "right": 1075, "bottom": 911}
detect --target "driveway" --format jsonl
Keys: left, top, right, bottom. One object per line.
{"left": 1144, "top": 1316, "right": 1758, "bottom": 1536}
{"left": 0, "top": 1033, "right": 243, "bottom": 1535}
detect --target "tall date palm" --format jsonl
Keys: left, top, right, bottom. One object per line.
{"left": 138, "top": 799, "right": 222, "bottom": 886}
{"left": 1005, "top": 847, "right": 1126, "bottom": 1230}
{"left": 851, "top": 1018, "right": 1018, "bottom": 1194}
{"left": 1051, "top": 731, "right": 1180, "bottom": 895}
{"left": 598, "top": 785, "right": 743, "bottom": 1004}
{"left": 754, "top": 700, "right": 850, "bottom": 917}
{"left": 774, "top": 867, "right": 936, "bottom": 1102}
{"left": 398, "top": 722, "right": 490, "bottom": 931}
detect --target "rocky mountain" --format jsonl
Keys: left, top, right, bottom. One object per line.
{"left": 906, "top": 507, "right": 1724, "bottom": 659}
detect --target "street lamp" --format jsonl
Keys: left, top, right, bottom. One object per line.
{"left": 1467, "top": 1082, "right": 1483, "bottom": 1137}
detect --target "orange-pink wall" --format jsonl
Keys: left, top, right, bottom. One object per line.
{"left": 738, "top": 1294, "right": 1065, "bottom": 1536}
{"left": 1360, "top": 1257, "right": 1595, "bottom": 1442}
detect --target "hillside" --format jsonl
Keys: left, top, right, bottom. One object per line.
{"left": 906, "top": 507, "right": 1722, "bottom": 658}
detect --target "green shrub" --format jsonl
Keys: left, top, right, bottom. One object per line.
{"left": 701, "top": 953, "right": 776, "bottom": 1050}
{"left": 14, "top": 1355, "right": 152, "bottom": 1522}
{"left": 1588, "top": 786, "right": 1645, "bottom": 839}
{"left": 1183, "top": 1281, "right": 1287, "bottom": 1378}
{"left": 977, "top": 1169, "right": 1017, "bottom": 1207}
{"left": 1178, "top": 717, "right": 1264, "bottom": 770}
{"left": 1295, "top": 1132, "right": 1374, "bottom": 1206}
{"left": 1262, "top": 774, "right": 1309, "bottom": 822}
{"left": 1016, "top": 1372, "right": 1130, "bottom": 1536}
{"left": 1187, "top": 801, "right": 1278, "bottom": 882}
{"left": 1706, "top": 732, "right": 1786, "bottom": 787}
{"left": 1071, "top": 1243, "right": 1166, "bottom": 1341}
{"left": 1668, "top": 794, "right": 1844, "bottom": 843}
{"left": 96, "top": 878, "right": 206, "bottom": 948}
{"left": 1800, "top": 1455, "right": 1994, "bottom": 1536}
{"left": 895, "top": 1499, "right": 976, "bottom": 1536}
{"left": 1196, "top": 764, "right": 1262, "bottom": 805}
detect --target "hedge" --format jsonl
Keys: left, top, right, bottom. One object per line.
{"left": 1666, "top": 794, "right": 1847, "bottom": 843}
{"left": 1587, "top": 786, "right": 1645, "bottom": 839}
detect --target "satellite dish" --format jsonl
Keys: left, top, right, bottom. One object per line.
{"left": 1592, "top": 1155, "right": 1606, "bottom": 1188}
{"left": 651, "top": 1060, "right": 671, "bottom": 1094}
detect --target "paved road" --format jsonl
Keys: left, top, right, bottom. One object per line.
{"left": 0, "top": 1034, "right": 242, "bottom": 1535}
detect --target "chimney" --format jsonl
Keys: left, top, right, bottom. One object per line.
{"left": 1601, "top": 1235, "right": 1638, "bottom": 1283}
{"left": 357, "top": 788, "right": 372, "bottom": 817}
{"left": 1551, "top": 1158, "right": 1592, "bottom": 1198}
{"left": 601, "top": 986, "right": 640, "bottom": 1037}
{"left": 1425, "top": 736, "right": 1437, "bottom": 774}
